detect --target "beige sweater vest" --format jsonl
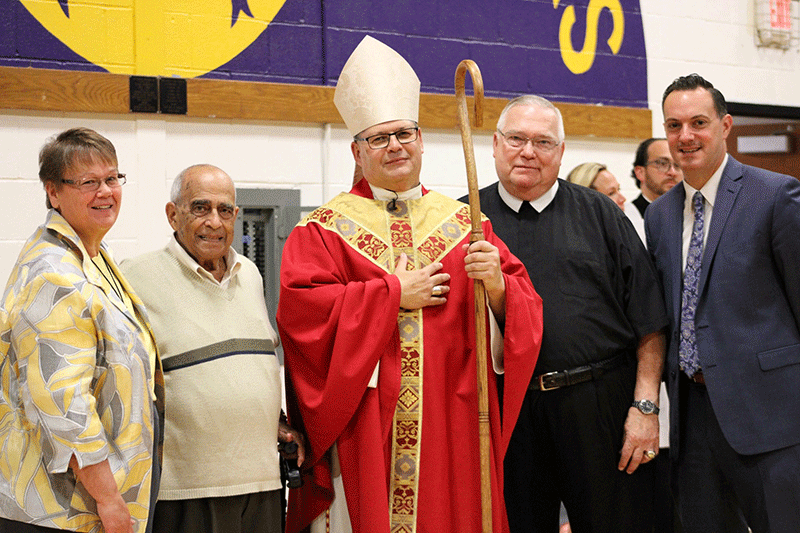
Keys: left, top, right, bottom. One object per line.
{"left": 122, "top": 247, "right": 282, "bottom": 500}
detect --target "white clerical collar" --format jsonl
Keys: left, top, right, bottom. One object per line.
{"left": 368, "top": 183, "right": 423, "bottom": 201}
{"left": 498, "top": 179, "right": 559, "bottom": 213}
{"left": 682, "top": 153, "right": 727, "bottom": 209}
{"left": 168, "top": 234, "right": 242, "bottom": 289}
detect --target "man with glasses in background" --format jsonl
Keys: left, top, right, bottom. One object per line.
{"left": 474, "top": 95, "right": 668, "bottom": 533}
{"left": 277, "top": 36, "right": 543, "bottom": 533}
{"left": 122, "top": 164, "right": 304, "bottom": 533}
{"left": 625, "top": 138, "right": 683, "bottom": 243}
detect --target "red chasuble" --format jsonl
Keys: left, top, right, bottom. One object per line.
{"left": 278, "top": 180, "right": 542, "bottom": 533}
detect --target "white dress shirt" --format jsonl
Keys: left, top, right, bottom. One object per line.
{"left": 681, "top": 154, "right": 727, "bottom": 273}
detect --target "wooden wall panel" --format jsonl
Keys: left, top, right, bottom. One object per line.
{"left": 0, "top": 67, "right": 128, "bottom": 114}
{"left": 0, "top": 66, "right": 651, "bottom": 139}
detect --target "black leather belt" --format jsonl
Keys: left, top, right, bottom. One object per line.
{"left": 529, "top": 353, "right": 628, "bottom": 391}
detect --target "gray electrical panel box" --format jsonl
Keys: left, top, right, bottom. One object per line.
{"left": 232, "top": 188, "right": 304, "bottom": 360}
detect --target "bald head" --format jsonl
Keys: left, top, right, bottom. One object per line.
{"left": 167, "top": 164, "right": 239, "bottom": 280}
{"left": 171, "top": 164, "right": 236, "bottom": 204}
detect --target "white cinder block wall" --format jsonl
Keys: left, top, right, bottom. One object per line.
{"left": 2, "top": 0, "right": 800, "bottom": 285}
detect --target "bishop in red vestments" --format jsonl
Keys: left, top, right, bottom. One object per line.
{"left": 277, "top": 35, "right": 543, "bottom": 533}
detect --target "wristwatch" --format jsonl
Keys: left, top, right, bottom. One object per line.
{"left": 632, "top": 399, "right": 660, "bottom": 415}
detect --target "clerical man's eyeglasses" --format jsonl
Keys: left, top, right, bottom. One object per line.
{"left": 497, "top": 130, "right": 561, "bottom": 153}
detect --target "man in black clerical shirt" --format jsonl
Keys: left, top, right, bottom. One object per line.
{"left": 472, "top": 95, "right": 668, "bottom": 533}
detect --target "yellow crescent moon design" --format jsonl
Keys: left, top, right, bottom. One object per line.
{"left": 20, "top": 0, "right": 287, "bottom": 77}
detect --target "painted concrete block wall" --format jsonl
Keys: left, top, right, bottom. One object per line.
{"left": 2, "top": 0, "right": 800, "bottom": 285}
{"left": 0, "top": 114, "right": 639, "bottom": 284}
{"left": 642, "top": 1, "right": 800, "bottom": 127}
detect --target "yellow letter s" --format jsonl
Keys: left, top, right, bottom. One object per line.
{"left": 553, "top": 0, "right": 625, "bottom": 75}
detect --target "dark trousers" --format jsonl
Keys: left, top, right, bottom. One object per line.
{"left": 152, "top": 491, "right": 282, "bottom": 533}
{"left": 652, "top": 448, "right": 681, "bottom": 533}
{"left": 147, "top": 402, "right": 163, "bottom": 533}
{"left": 504, "top": 362, "right": 654, "bottom": 533}
{"left": 677, "top": 378, "right": 800, "bottom": 533}
{"left": 0, "top": 519, "right": 60, "bottom": 532}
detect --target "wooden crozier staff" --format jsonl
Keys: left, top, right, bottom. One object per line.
{"left": 455, "top": 59, "right": 492, "bottom": 533}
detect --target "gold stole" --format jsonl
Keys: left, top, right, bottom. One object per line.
{"left": 302, "top": 191, "right": 475, "bottom": 532}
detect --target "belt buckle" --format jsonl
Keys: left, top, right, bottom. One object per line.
{"left": 538, "top": 371, "right": 561, "bottom": 391}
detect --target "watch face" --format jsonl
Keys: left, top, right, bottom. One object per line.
{"left": 636, "top": 400, "right": 657, "bottom": 414}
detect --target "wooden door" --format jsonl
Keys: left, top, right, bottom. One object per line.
{"left": 727, "top": 121, "right": 800, "bottom": 179}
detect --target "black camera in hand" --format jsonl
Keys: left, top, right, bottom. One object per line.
{"left": 279, "top": 440, "right": 303, "bottom": 489}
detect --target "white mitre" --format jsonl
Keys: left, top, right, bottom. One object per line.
{"left": 334, "top": 35, "right": 421, "bottom": 137}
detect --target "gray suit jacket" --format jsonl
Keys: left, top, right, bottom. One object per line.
{"left": 645, "top": 156, "right": 800, "bottom": 456}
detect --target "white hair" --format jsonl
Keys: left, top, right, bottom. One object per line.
{"left": 496, "top": 95, "right": 565, "bottom": 143}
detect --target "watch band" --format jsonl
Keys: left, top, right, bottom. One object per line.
{"left": 632, "top": 399, "right": 660, "bottom": 415}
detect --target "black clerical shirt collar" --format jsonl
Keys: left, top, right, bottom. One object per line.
{"left": 497, "top": 179, "right": 559, "bottom": 214}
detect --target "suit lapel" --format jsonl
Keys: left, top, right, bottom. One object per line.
{"left": 699, "top": 158, "right": 743, "bottom": 295}
{"left": 662, "top": 185, "right": 686, "bottom": 323}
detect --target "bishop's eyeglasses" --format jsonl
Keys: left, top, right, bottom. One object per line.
{"left": 355, "top": 127, "right": 420, "bottom": 150}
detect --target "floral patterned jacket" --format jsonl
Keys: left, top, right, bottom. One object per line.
{"left": 0, "top": 210, "right": 163, "bottom": 532}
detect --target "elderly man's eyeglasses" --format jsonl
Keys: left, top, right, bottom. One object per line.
{"left": 62, "top": 174, "right": 127, "bottom": 193}
{"left": 188, "top": 201, "right": 236, "bottom": 220}
{"left": 497, "top": 130, "right": 561, "bottom": 153}
{"left": 355, "top": 127, "right": 419, "bottom": 150}
{"left": 646, "top": 159, "right": 680, "bottom": 173}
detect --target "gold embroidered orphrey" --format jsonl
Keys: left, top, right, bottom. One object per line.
{"left": 302, "top": 191, "right": 477, "bottom": 532}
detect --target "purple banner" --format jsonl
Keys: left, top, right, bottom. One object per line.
{"left": 1, "top": 0, "right": 647, "bottom": 107}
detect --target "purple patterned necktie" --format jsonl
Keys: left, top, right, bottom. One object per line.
{"left": 680, "top": 191, "right": 705, "bottom": 377}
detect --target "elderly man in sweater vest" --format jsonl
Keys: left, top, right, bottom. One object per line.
{"left": 122, "top": 164, "right": 304, "bottom": 533}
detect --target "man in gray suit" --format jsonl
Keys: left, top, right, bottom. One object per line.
{"left": 646, "top": 74, "right": 800, "bottom": 533}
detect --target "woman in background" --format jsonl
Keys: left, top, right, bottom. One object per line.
{"left": 567, "top": 162, "right": 626, "bottom": 210}
{"left": 0, "top": 128, "right": 162, "bottom": 533}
